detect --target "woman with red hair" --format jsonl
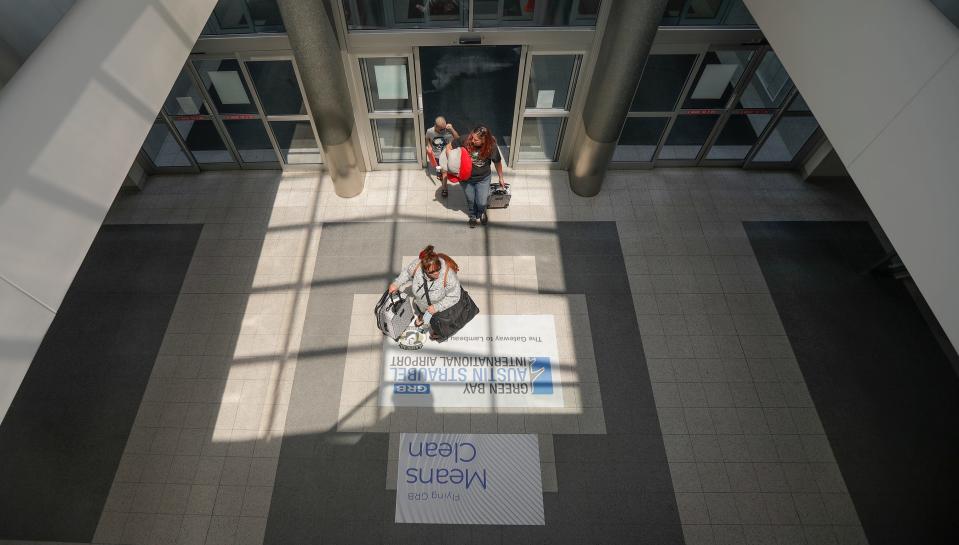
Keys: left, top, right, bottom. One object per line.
{"left": 448, "top": 125, "right": 506, "bottom": 228}
{"left": 389, "top": 245, "right": 478, "bottom": 341}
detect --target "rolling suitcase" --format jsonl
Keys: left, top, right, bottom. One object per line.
{"left": 374, "top": 291, "right": 415, "bottom": 340}
{"left": 487, "top": 182, "right": 511, "bottom": 209}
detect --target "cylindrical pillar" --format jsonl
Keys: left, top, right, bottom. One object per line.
{"left": 569, "top": 0, "right": 667, "bottom": 196}
{"left": 277, "top": 0, "right": 365, "bottom": 198}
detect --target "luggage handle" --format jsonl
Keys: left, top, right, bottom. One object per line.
{"left": 377, "top": 289, "right": 404, "bottom": 310}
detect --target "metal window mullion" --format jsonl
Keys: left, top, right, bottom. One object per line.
{"left": 237, "top": 54, "right": 286, "bottom": 166}
{"left": 468, "top": 0, "right": 475, "bottom": 30}
{"left": 723, "top": 46, "right": 765, "bottom": 110}
{"left": 718, "top": 0, "right": 736, "bottom": 25}
{"left": 368, "top": 110, "right": 415, "bottom": 119}
{"left": 743, "top": 86, "right": 799, "bottom": 167}
{"left": 405, "top": 51, "right": 426, "bottom": 168}
{"left": 241, "top": 0, "right": 255, "bottom": 33}
{"left": 639, "top": 47, "right": 706, "bottom": 166}
{"left": 521, "top": 109, "right": 570, "bottom": 118}
{"left": 554, "top": 52, "right": 587, "bottom": 167}
{"left": 676, "top": 47, "right": 710, "bottom": 112}
{"left": 287, "top": 55, "right": 324, "bottom": 164}
{"left": 790, "top": 126, "right": 826, "bottom": 169}
{"left": 185, "top": 59, "right": 243, "bottom": 166}
{"left": 697, "top": 109, "right": 732, "bottom": 164}
{"left": 384, "top": 0, "right": 396, "bottom": 29}
{"left": 334, "top": 0, "right": 354, "bottom": 37}
{"left": 564, "top": 55, "right": 582, "bottom": 110}
{"left": 651, "top": 113, "right": 679, "bottom": 166}
{"left": 505, "top": 44, "right": 530, "bottom": 166}
{"left": 679, "top": 0, "right": 693, "bottom": 25}
{"left": 158, "top": 110, "right": 200, "bottom": 171}
{"left": 265, "top": 114, "right": 312, "bottom": 122}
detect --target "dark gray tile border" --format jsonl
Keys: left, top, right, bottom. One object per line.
{"left": 266, "top": 221, "right": 683, "bottom": 544}
{"left": 0, "top": 224, "right": 202, "bottom": 542}
{"left": 746, "top": 221, "right": 959, "bottom": 545}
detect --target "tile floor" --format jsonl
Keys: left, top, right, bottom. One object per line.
{"left": 20, "top": 166, "right": 875, "bottom": 544}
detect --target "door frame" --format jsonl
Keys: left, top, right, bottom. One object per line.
{"left": 513, "top": 49, "right": 587, "bottom": 168}
{"left": 347, "top": 51, "right": 423, "bottom": 171}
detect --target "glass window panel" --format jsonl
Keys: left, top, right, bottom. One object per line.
{"left": 472, "top": 0, "right": 499, "bottom": 22}
{"left": 362, "top": 58, "right": 412, "bottom": 111}
{"left": 519, "top": 117, "right": 565, "bottom": 161}
{"left": 613, "top": 117, "right": 668, "bottom": 162}
{"left": 663, "top": 0, "right": 685, "bottom": 19}
{"left": 684, "top": 0, "right": 723, "bottom": 20}
{"left": 174, "top": 119, "right": 235, "bottom": 164}
{"left": 163, "top": 70, "right": 209, "bottom": 116}
{"left": 212, "top": 0, "right": 253, "bottom": 32}
{"left": 248, "top": 0, "right": 285, "bottom": 32}
{"left": 222, "top": 119, "right": 277, "bottom": 163}
{"left": 705, "top": 113, "right": 771, "bottom": 160}
{"left": 789, "top": 93, "right": 811, "bottom": 112}
{"left": 394, "top": 0, "right": 426, "bottom": 23}
{"left": 683, "top": 50, "right": 752, "bottom": 109}
{"left": 660, "top": 114, "right": 719, "bottom": 160}
{"left": 526, "top": 55, "right": 577, "bottom": 110}
{"left": 737, "top": 51, "right": 792, "bottom": 108}
{"left": 193, "top": 59, "right": 258, "bottom": 114}
{"left": 724, "top": 0, "right": 756, "bottom": 25}
{"left": 271, "top": 121, "right": 322, "bottom": 164}
{"left": 342, "top": 0, "right": 387, "bottom": 29}
{"left": 143, "top": 121, "right": 191, "bottom": 167}
{"left": 246, "top": 60, "right": 306, "bottom": 115}
{"left": 631, "top": 54, "right": 697, "bottom": 112}
{"left": 373, "top": 118, "right": 417, "bottom": 162}
{"left": 752, "top": 115, "right": 819, "bottom": 162}
{"left": 931, "top": 0, "right": 959, "bottom": 29}
{"left": 342, "top": 0, "right": 465, "bottom": 29}
{"left": 475, "top": 0, "right": 601, "bottom": 27}
{"left": 397, "top": 0, "right": 462, "bottom": 26}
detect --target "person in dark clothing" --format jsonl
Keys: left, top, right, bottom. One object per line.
{"left": 449, "top": 125, "right": 505, "bottom": 228}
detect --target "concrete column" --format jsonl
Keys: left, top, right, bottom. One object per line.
{"left": 569, "top": 0, "right": 667, "bottom": 196}
{"left": 276, "top": 0, "right": 365, "bottom": 198}
{"left": 0, "top": 0, "right": 217, "bottom": 423}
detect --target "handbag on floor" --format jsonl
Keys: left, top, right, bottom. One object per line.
{"left": 374, "top": 290, "right": 415, "bottom": 341}
{"left": 487, "top": 182, "right": 511, "bottom": 209}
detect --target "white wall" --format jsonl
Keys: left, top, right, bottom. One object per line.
{"left": 0, "top": 0, "right": 218, "bottom": 423}
{"left": 743, "top": 0, "right": 959, "bottom": 350}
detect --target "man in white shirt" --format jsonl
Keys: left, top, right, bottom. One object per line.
{"left": 424, "top": 116, "right": 459, "bottom": 197}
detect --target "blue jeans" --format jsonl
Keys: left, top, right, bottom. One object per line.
{"left": 461, "top": 175, "right": 491, "bottom": 219}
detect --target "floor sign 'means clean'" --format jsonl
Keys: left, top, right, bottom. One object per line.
{"left": 381, "top": 315, "right": 564, "bottom": 409}
{"left": 395, "top": 433, "right": 545, "bottom": 525}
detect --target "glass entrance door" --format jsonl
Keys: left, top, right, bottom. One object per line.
{"left": 418, "top": 45, "right": 522, "bottom": 163}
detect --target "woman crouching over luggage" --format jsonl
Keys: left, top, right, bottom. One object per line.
{"left": 388, "top": 245, "right": 478, "bottom": 341}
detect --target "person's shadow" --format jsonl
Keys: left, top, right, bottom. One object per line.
{"left": 435, "top": 182, "right": 466, "bottom": 214}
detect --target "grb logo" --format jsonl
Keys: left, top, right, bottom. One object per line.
{"left": 394, "top": 383, "right": 430, "bottom": 394}
{"left": 529, "top": 358, "right": 553, "bottom": 395}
